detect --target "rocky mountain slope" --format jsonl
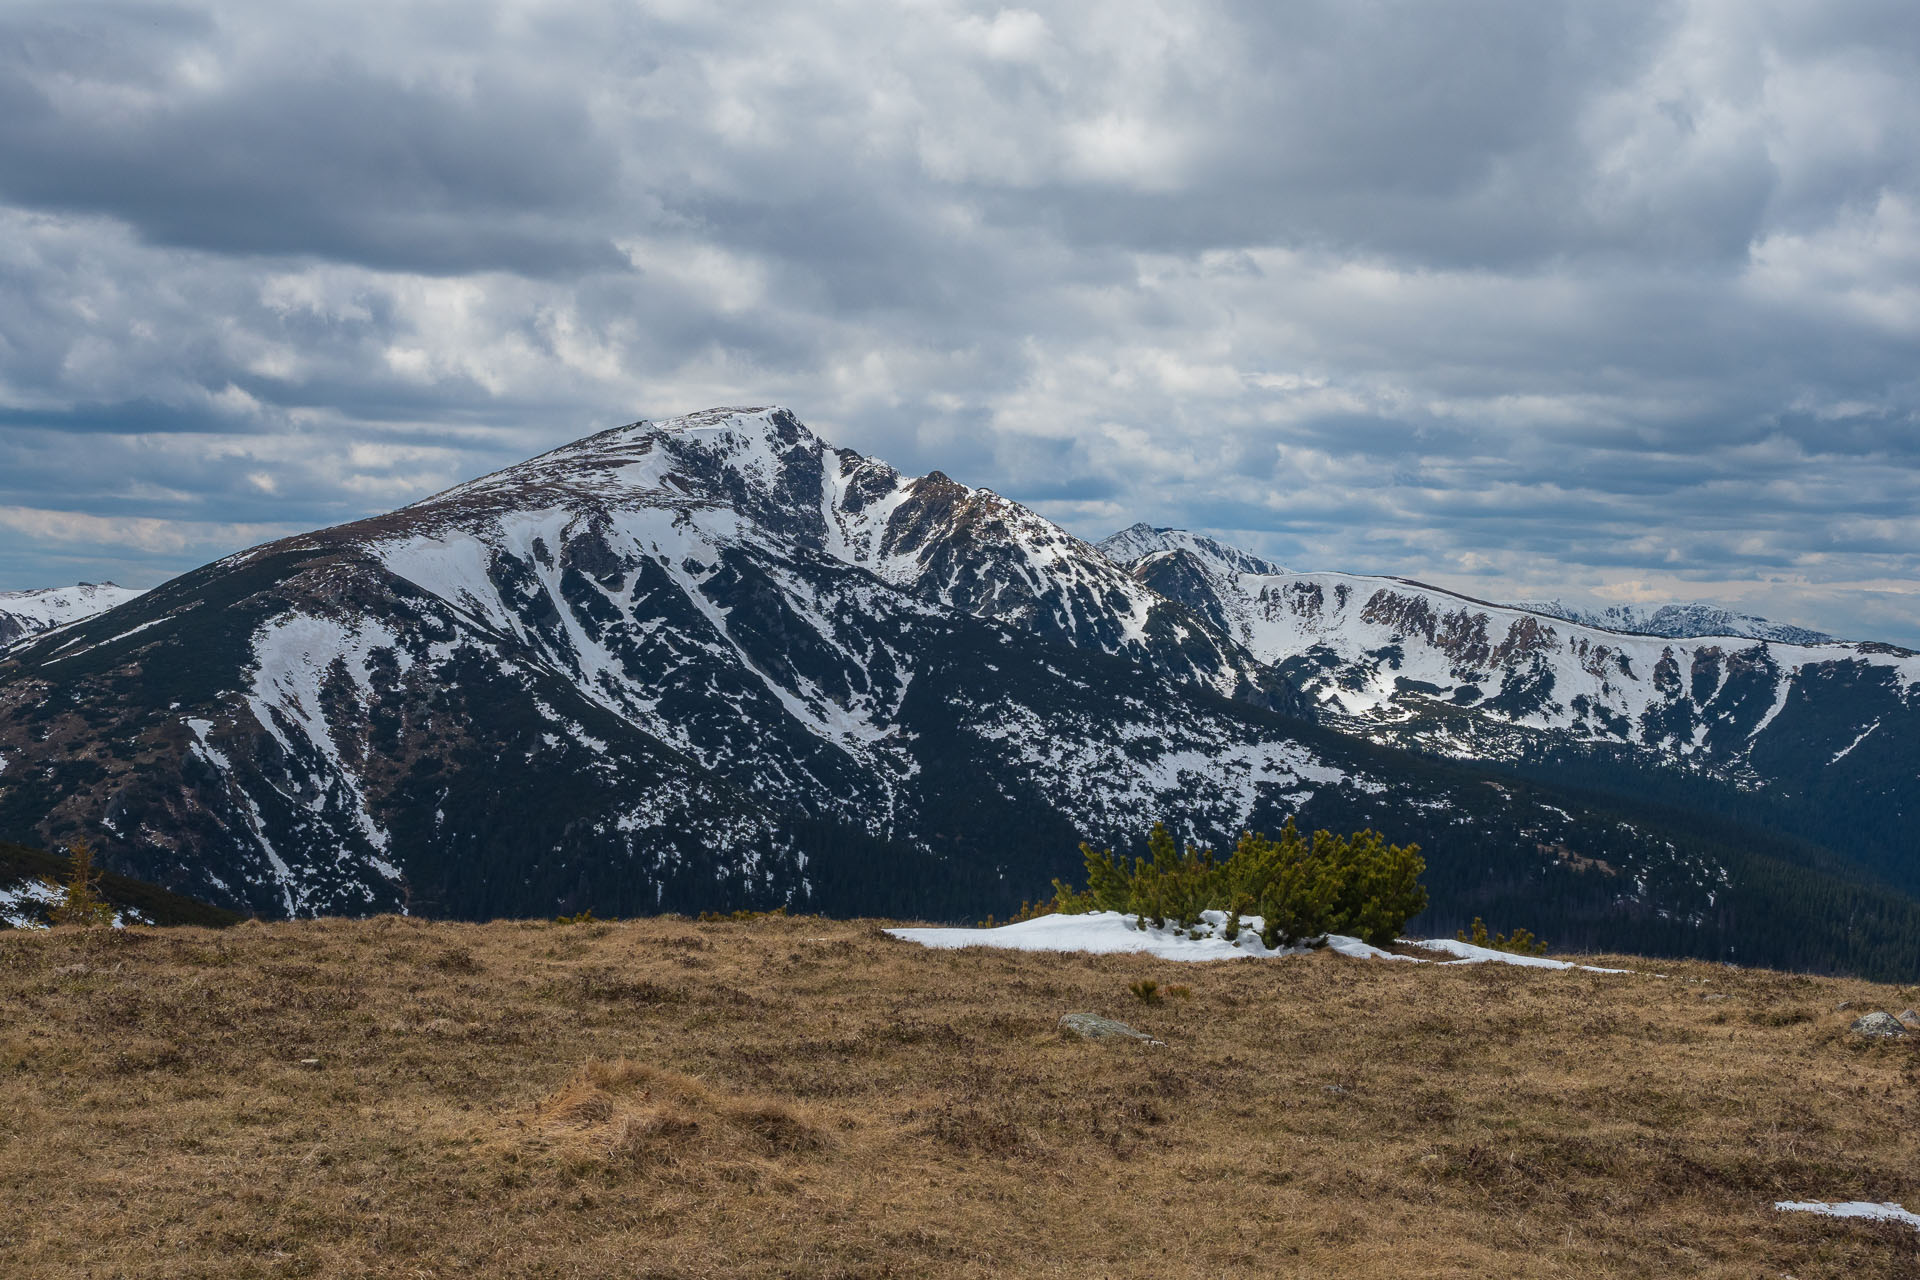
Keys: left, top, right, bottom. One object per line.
{"left": 0, "top": 583, "right": 144, "bottom": 650}
{"left": 1099, "top": 525, "right": 1920, "bottom": 894}
{"left": 0, "top": 410, "right": 1915, "bottom": 975}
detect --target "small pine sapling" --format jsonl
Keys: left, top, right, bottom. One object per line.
{"left": 1498, "top": 926, "right": 1547, "bottom": 956}
{"left": 1128, "top": 978, "right": 1163, "bottom": 1005}
{"left": 1458, "top": 917, "right": 1548, "bottom": 956}
{"left": 1046, "top": 879, "right": 1096, "bottom": 915}
{"left": 45, "top": 839, "right": 115, "bottom": 928}
{"left": 1077, "top": 842, "right": 1133, "bottom": 912}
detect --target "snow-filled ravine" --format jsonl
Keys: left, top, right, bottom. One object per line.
{"left": 886, "top": 910, "right": 1632, "bottom": 972}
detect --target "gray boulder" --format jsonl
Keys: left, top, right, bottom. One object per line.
{"left": 1898, "top": 1009, "right": 1919, "bottom": 1029}
{"left": 1058, "top": 1012, "right": 1165, "bottom": 1046}
{"left": 1849, "top": 1012, "right": 1908, "bottom": 1039}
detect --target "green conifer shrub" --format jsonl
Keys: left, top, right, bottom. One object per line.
{"left": 1458, "top": 917, "right": 1548, "bottom": 956}
{"left": 1057, "top": 818, "right": 1426, "bottom": 947}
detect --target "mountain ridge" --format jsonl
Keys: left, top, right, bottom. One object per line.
{"left": 1515, "top": 598, "right": 1838, "bottom": 646}
{"left": 0, "top": 582, "right": 145, "bottom": 650}
{"left": 1093, "top": 525, "right": 1861, "bottom": 648}
{"left": 1097, "top": 524, "right": 1920, "bottom": 898}
{"left": 0, "top": 408, "right": 1915, "bottom": 976}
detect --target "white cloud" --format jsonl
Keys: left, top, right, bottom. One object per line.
{"left": 0, "top": 504, "right": 294, "bottom": 554}
{"left": 0, "top": 0, "right": 1913, "bottom": 644}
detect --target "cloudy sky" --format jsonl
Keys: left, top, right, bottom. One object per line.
{"left": 2, "top": 1, "right": 1917, "bottom": 643}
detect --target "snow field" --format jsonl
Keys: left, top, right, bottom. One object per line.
{"left": 1774, "top": 1202, "right": 1920, "bottom": 1232}
{"left": 886, "top": 910, "right": 1633, "bottom": 971}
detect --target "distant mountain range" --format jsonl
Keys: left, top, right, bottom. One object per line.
{"left": 0, "top": 583, "right": 144, "bottom": 650}
{"left": 1, "top": 410, "right": 1915, "bottom": 975}
{"left": 1097, "top": 524, "right": 1918, "bottom": 903}
{"left": 1100, "top": 525, "right": 1839, "bottom": 646}
{"left": 1514, "top": 598, "right": 1835, "bottom": 646}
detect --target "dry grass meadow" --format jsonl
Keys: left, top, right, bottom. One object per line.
{"left": 2, "top": 913, "right": 1917, "bottom": 1279}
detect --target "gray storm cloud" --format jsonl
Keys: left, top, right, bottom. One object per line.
{"left": 0, "top": 0, "right": 1916, "bottom": 643}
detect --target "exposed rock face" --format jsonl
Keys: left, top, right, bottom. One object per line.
{"left": 1058, "top": 1012, "right": 1164, "bottom": 1045}
{"left": 1848, "top": 1012, "right": 1908, "bottom": 1039}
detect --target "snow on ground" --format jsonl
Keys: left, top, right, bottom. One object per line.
{"left": 885, "top": 910, "right": 1626, "bottom": 969}
{"left": 1405, "top": 937, "right": 1634, "bottom": 973}
{"left": 1, "top": 878, "right": 149, "bottom": 930}
{"left": 0, "top": 878, "right": 63, "bottom": 929}
{"left": 886, "top": 910, "right": 1406, "bottom": 962}
{"left": 0, "top": 583, "right": 144, "bottom": 633}
{"left": 1775, "top": 1202, "right": 1920, "bottom": 1232}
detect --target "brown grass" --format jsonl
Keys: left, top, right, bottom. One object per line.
{"left": 1, "top": 914, "right": 1917, "bottom": 1278}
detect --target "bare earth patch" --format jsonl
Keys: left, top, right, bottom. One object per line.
{"left": 0, "top": 914, "right": 1916, "bottom": 1278}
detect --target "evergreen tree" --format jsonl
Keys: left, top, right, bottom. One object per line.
{"left": 45, "top": 839, "right": 115, "bottom": 928}
{"left": 1077, "top": 841, "right": 1131, "bottom": 912}
{"left": 1326, "top": 828, "right": 1428, "bottom": 947}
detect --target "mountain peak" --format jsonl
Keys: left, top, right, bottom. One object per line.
{"left": 304, "top": 406, "right": 1261, "bottom": 710}
{"left": 1096, "top": 524, "right": 1287, "bottom": 578}
{"left": 613, "top": 405, "right": 786, "bottom": 434}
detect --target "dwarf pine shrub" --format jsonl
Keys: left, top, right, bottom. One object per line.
{"left": 1458, "top": 917, "right": 1548, "bottom": 956}
{"left": 1060, "top": 817, "right": 1427, "bottom": 947}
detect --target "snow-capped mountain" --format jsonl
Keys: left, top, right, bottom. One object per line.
{"left": 1516, "top": 599, "right": 1835, "bottom": 646}
{"left": 0, "top": 583, "right": 143, "bottom": 649}
{"left": 0, "top": 410, "right": 1914, "bottom": 973}
{"left": 1098, "top": 526, "right": 1920, "bottom": 895}
{"left": 0, "top": 408, "right": 1337, "bottom": 921}
{"left": 1097, "top": 523, "right": 1286, "bottom": 579}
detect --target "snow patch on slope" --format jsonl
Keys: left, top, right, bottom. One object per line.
{"left": 244, "top": 612, "right": 409, "bottom": 890}
{"left": 967, "top": 696, "right": 1352, "bottom": 835}
{"left": 0, "top": 583, "right": 144, "bottom": 631}
{"left": 0, "top": 877, "right": 63, "bottom": 928}
{"left": 1829, "top": 720, "right": 1880, "bottom": 764}
{"left": 1775, "top": 1202, "right": 1920, "bottom": 1232}
{"left": 886, "top": 910, "right": 1393, "bottom": 962}
{"left": 887, "top": 912, "right": 1632, "bottom": 972}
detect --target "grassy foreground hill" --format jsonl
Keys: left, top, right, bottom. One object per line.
{"left": 1, "top": 915, "right": 1916, "bottom": 1278}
